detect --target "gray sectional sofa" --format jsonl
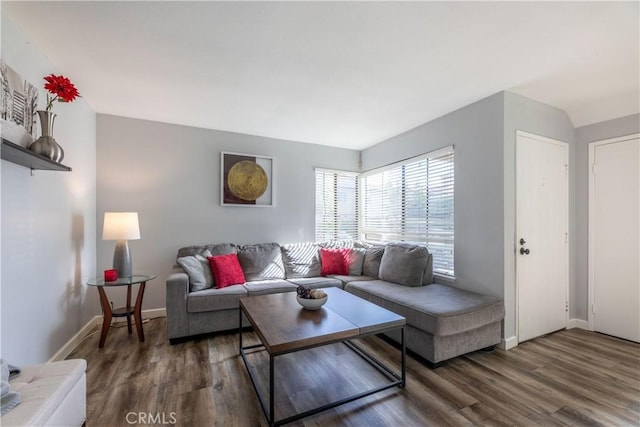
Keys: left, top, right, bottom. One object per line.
{"left": 166, "top": 240, "right": 505, "bottom": 365}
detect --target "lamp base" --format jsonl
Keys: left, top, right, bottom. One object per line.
{"left": 113, "top": 240, "right": 132, "bottom": 278}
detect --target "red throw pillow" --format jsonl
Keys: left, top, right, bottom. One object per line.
{"left": 208, "top": 254, "right": 246, "bottom": 288}
{"left": 320, "top": 248, "right": 349, "bottom": 276}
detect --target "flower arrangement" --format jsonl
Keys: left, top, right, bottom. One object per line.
{"left": 43, "top": 74, "right": 80, "bottom": 112}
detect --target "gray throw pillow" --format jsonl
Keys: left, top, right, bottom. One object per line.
{"left": 238, "top": 242, "right": 285, "bottom": 281}
{"left": 347, "top": 248, "right": 366, "bottom": 276}
{"left": 281, "top": 243, "right": 322, "bottom": 278}
{"left": 362, "top": 247, "right": 385, "bottom": 278}
{"left": 423, "top": 252, "right": 434, "bottom": 285}
{"left": 378, "top": 243, "right": 428, "bottom": 287}
{"left": 177, "top": 250, "right": 214, "bottom": 292}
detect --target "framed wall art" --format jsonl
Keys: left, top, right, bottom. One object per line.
{"left": 0, "top": 61, "right": 39, "bottom": 146}
{"left": 221, "top": 151, "right": 274, "bottom": 207}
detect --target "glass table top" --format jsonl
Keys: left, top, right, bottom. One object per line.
{"left": 87, "top": 274, "right": 156, "bottom": 287}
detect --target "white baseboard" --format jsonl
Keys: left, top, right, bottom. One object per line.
{"left": 498, "top": 335, "right": 518, "bottom": 350}
{"left": 109, "top": 308, "right": 167, "bottom": 323}
{"left": 49, "top": 308, "right": 167, "bottom": 362}
{"left": 567, "top": 318, "right": 590, "bottom": 330}
{"left": 143, "top": 307, "right": 167, "bottom": 319}
{"left": 48, "top": 315, "right": 101, "bottom": 363}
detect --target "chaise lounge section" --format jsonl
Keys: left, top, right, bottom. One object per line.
{"left": 166, "top": 241, "right": 505, "bottom": 365}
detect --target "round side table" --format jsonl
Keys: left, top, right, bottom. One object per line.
{"left": 87, "top": 274, "right": 156, "bottom": 348}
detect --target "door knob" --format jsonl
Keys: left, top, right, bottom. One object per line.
{"left": 519, "top": 238, "right": 526, "bottom": 245}
{"left": 520, "top": 247, "right": 530, "bottom": 255}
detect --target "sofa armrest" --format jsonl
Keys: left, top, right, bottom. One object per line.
{"left": 166, "top": 267, "right": 190, "bottom": 340}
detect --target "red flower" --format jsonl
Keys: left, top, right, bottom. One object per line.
{"left": 43, "top": 74, "right": 80, "bottom": 111}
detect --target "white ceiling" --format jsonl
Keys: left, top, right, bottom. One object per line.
{"left": 4, "top": 1, "right": 639, "bottom": 150}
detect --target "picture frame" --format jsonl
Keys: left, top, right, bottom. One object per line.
{"left": 221, "top": 151, "right": 274, "bottom": 207}
{"left": 0, "top": 61, "right": 39, "bottom": 146}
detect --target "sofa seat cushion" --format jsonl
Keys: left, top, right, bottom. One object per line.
{"left": 244, "top": 279, "right": 298, "bottom": 296}
{"left": 187, "top": 284, "right": 248, "bottom": 312}
{"left": 4, "top": 359, "right": 86, "bottom": 427}
{"left": 345, "top": 281, "right": 505, "bottom": 336}
{"left": 287, "top": 277, "right": 342, "bottom": 289}
{"left": 328, "top": 275, "right": 376, "bottom": 286}
{"left": 238, "top": 242, "right": 286, "bottom": 281}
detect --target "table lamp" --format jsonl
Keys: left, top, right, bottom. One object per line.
{"left": 103, "top": 212, "right": 140, "bottom": 278}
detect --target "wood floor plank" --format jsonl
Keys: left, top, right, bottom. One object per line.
{"left": 550, "top": 405, "right": 607, "bottom": 427}
{"left": 67, "top": 319, "right": 640, "bottom": 426}
{"left": 445, "top": 362, "right": 562, "bottom": 425}
{"left": 457, "top": 402, "right": 517, "bottom": 427}
{"left": 465, "top": 351, "right": 568, "bottom": 409}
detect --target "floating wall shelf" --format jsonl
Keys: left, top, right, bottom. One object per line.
{"left": 1, "top": 138, "right": 71, "bottom": 172}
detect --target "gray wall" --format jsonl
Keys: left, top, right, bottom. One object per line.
{"left": 362, "top": 93, "right": 506, "bottom": 300}
{"left": 96, "top": 114, "right": 360, "bottom": 310}
{"left": 1, "top": 15, "right": 97, "bottom": 364}
{"left": 362, "top": 91, "right": 580, "bottom": 341}
{"left": 503, "top": 92, "right": 575, "bottom": 339}
{"left": 574, "top": 114, "right": 640, "bottom": 321}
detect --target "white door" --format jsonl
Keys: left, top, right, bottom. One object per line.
{"left": 590, "top": 135, "right": 640, "bottom": 343}
{"left": 516, "top": 131, "right": 568, "bottom": 343}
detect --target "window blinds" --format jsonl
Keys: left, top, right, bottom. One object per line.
{"left": 315, "top": 169, "right": 359, "bottom": 242}
{"left": 361, "top": 146, "right": 455, "bottom": 276}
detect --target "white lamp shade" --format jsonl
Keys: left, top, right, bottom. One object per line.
{"left": 102, "top": 212, "right": 141, "bottom": 240}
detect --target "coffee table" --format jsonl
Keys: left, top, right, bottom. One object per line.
{"left": 239, "top": 287, "right": 406, "bottom": 426}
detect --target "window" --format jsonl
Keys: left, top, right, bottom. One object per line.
{"left": 361, "top": 146, "right": 454, "bottom": 276}
{"left": 315, "top": 169, "right": 359, "bottom": 241}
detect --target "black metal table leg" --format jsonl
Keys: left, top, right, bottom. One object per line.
{"left": 269, "top": 354, "right": 275, "bottom": 426}
{"left": 401, "top": 326, "right": 406, "bottom": 388}
{"left": 238, "top": 307, "right": 242, "bottom": 355}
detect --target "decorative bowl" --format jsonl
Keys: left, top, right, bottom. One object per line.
{"left": 296, "top": 295, "right": 328, "bottom": 310}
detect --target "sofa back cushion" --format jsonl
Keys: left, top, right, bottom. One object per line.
{"left": 320, "top": 239, "right": 369, "bottom": 249}
{"left": 237, "top": 242, "right": 286, "bottom": 281}
{"left": 177, "top": 243, "right": 237, "bottom": 258}
{"left": 347, "top": 248, "right": 366, "bottom": 275}
{"left": 378, "top": 243, "right": 428, "bottom": 287}
{"left": 281, "top": 243, "right": 322, "bottom": 278}
{"left": 362, "top": 246, "right": 385, "bottom": 278}
{"left": 177, "top": 250, "right": 214, "bottom": 292}
{"left": 423, "top": 252, "right": 434, "bottom": 285}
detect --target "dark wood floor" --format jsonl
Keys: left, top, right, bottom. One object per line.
{"left": 67, "top": 318, "right": 640, "bottom": 426}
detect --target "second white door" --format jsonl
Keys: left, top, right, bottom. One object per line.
{"left": 590, "top": 135, "right": 640, "bottom": 343}
{"left": 516, "top": 132, "right": 568, "bottom": 343}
